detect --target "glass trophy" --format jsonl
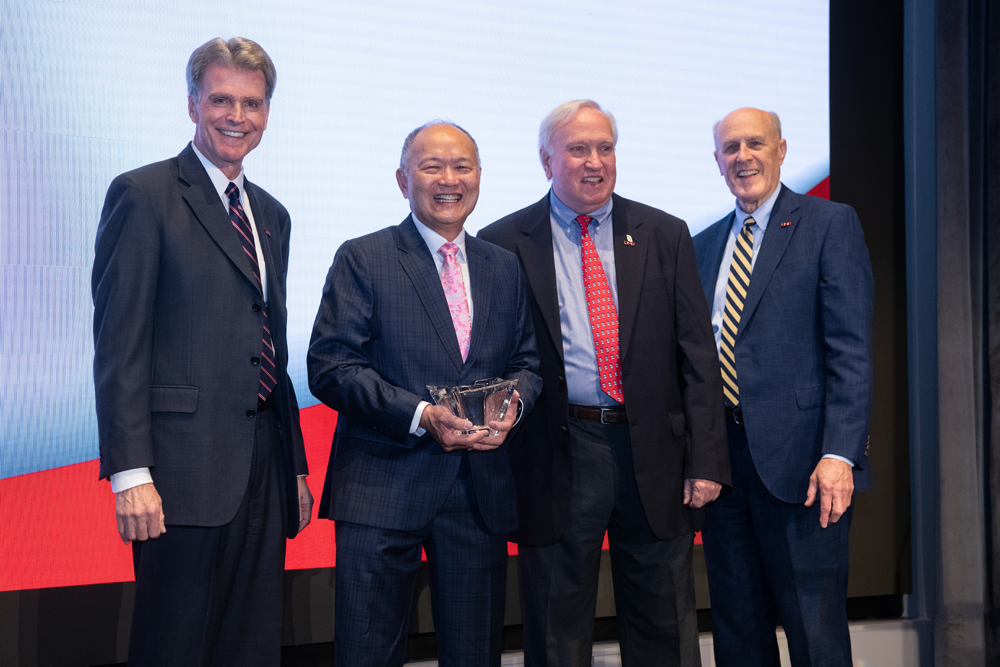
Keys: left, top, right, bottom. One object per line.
{"left": 426, "top": 378, "right": 518, "bottom": 437}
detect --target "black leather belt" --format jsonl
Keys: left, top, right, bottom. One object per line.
{"left": 568, "top": 404, "right": 628, "bottom": 424}
{"left": 725, "top": 405, "right": 744, "bottom": 425}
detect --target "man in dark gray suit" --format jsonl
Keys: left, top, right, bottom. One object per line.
{"left": 308, "top": 121, "right": 542, "bottom": 666}
{"left": 92, "top": 37, "right": 312, "bottom": 666}
{"left": 479, "top": 100, "right": 729, "bottom": 667}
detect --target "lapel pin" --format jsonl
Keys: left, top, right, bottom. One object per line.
{"left": 624, "top": 234, "right": 635, "bottom": 246}
{"left": 781, "top": 221, "right": 791, "bottom": 227}
{"left": 265, "top": 230, "right": 271, "bottom": 236}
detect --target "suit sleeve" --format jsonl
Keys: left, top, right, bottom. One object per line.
{"left": 818, "top": 206, "right": 874, "bottom": 465}
{"left": 276, "top": 206, "right": 308, "bottom": 476}
{"left": 672, "top": 223, "right": 731, "bottom": 486}
{"left": 307, "top": 240, "right": 424, "bottom": 446}
{"left": 92, "top": 174, "right": 159, "bottom": 479}
{"left": 502, "top": 264, "right": 542, "bottom": 414}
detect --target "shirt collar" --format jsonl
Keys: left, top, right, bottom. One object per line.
{"left": 411, "top": 214, "right": 467, "bottom": 262}
{"left": 734, "top": 183, "right": 782, "bottom": 232}
{"left": 192, "top": 141, "right": 246, "bottom": 200}
{"left": 549, "top": 189, "right": 614, "bottom": 234}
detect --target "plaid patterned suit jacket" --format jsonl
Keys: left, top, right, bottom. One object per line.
{"left": 308, "top": 216, "right": 541, "bottom": 534}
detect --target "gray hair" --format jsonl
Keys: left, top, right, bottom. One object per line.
{"left": 712, "top": 110, "right": 782, "bottom": 146}
{"left": 399, "top": 120, "right": 481, "bottom": 170}
{"left": 187, "top": 37, "right": 277, "bottom": 103}
{"left": 538, "top": 100, "right": 618, "bottom": 154}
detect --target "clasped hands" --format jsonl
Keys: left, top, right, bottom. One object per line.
{"left": 421, "top": 390, "right": 520, "bottom": 453}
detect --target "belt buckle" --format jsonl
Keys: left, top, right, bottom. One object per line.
{"left": 600, "top": 407, "right": 615, "bottom": 424}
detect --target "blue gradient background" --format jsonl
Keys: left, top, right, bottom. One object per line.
{"left": 0, "top": 0, "right": 829, "bottom": 478}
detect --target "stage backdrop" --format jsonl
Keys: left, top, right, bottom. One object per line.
{"left": 0, "top": 0, "right": 830, "bottom": 592}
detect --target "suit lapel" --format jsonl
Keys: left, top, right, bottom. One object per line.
{"left": 610, "top": 195, "right": 647, "bottom": 361}
{"left": 178, "top": 145, "right": 262, "bottom": 295}
{"left": 699, "top": 214, "right": 734, "bottom": 306}
{"left": 465, "top": 237, "right": 492, "bottom": 368}
{"left": 244, "top": 180, "right": 276, "bottom": 301}
{"left": 515, "top": 195, "right": 564, "bottom": 361}
{"left": 396, "top": 216, "right": 465, "bottom": 371}
{"left": 739, "top": 185, "right": 799, "bottom": 338}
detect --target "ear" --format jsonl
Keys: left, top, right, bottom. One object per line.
{"left": 540, "top": 148, "right": 553, "bottom": 180}
{"left": 395, "top": 168, "right": 409, "bottom": 198}
{"left": 713, "top": 150, "right": 724, "bottom": 176}
{"left": 777, "top": 138, "right": 787, "bottom": 165}
{"left": 188, "top": 95, "right": 198, "bottom": 123}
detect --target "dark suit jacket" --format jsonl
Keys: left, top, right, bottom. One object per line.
{"left": 692, "top": 185, "right": 874, "bottom": 503}
{"left": 92, "top": 143, "right": 308, "bottom": 537}
{"left": 308, "top": 217, "right": 542, "bottom": 535}
{"left": 478, "top": 192, "right": 729, "bottom": 546}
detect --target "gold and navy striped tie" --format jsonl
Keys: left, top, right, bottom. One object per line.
{"left": 720, "top": 217, "right": 755, "bottom": 407}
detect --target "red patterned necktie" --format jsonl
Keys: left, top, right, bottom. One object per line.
{"left": 226, "top": 182, "right": 276, "bottom": 403}
{"left": 577, "top": 215, "right": 624, "bottom": 405}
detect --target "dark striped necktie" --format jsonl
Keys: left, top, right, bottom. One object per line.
{"left": 720, "top": 216, "right": 755, "bottom": 407}
{"left": 226, "top": 182, "right": 276, "bottom": 404}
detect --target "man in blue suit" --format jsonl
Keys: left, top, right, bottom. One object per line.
{"left": 692, "top": 107, "right": 874, "bottom": 667}
{"left": 308, "top": 121, "right": 542, "bottom": 667}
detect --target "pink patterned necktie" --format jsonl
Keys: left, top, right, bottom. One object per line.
{"left": 577, "top": 215, "right": 624, "bottom": 404}
{"left": 438, "top": 242, "right": 471, "bottom": 361}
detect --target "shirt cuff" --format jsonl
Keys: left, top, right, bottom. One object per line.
{"left": 411, "top": 401, "right": 429, "bottom": 436}
{"left": 110, "top": 468, "right": 153, "bottom": 494}
{"left": 513, "top": 399, "right": 524, "bottom": 426}
{"left": 822, "top": 454, "right": 855, "bottom": 467}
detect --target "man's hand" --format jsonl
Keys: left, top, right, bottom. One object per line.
{"left": 297, "top": 477, "right": 313, "bottom": 533}
{"left": 471, "top": 390, "right": 520, "bottom": 452}
{"left": 115, "top": 482, "right": 165, "bottom": 544}
{"left": 683, "top": 478, "right": 722, "bottom": 508}
{"left": 420, "top": 404, "right": 489, "bottom": 452}
{"left": 804, "top": 458, "right": 854, "bottom": 528}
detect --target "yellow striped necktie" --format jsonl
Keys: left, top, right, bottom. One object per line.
{"left": 720, "top": 217, "right": 755, "bottom": 407}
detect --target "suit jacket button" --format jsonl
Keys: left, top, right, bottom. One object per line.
{"left": 557, "top": 375, "right": 565, "bottom": 384}
{"left": 560, "top": 426, "right": 569, "bottom": 433}
{"left": 252, "top": 303, "right": 262, "bottom": 312}
{"left": 247, "top": 409, "right": 256, "bottom": 418}
{"left": 251, "top": 356, "right": 260, "bottom": 365}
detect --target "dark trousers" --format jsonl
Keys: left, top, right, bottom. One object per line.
{"left": 702, "top": 423, "right": 853, "bottom": 667}
{"left": 333, "top": 454, "right": 508, "bottom": 667}
{"left": 127, "top": 407, "right": 288, "bottom": 667}
{"left": 518, "top": 416, "right": 700, "bottom": 667}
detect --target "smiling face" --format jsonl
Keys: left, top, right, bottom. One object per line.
{"left": 541, "top": 107, "right": 617, "bottom": 214}
{"left": 188, "top": 64, "right": 269, "bottom": 180}
{"left": 395, "top": 124, "right": 481, "bottom": 241}
{"left": 713, "top": 107, "right": 787, "bottom": 214}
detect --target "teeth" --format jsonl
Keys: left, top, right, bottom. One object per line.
{"left": 220, "top": 130, "right": 246, "bottom": 138}
{"left": 435, "top": 195, "right": 460, "bottom": 202}
{"left": 583, "top": 177, "right": 601, "bottom": 183}
{"left": 737, "top": 170, "right": 759, "bottom": 177}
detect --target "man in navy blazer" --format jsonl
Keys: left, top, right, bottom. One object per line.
{"left": 692, "top": 107, "right": 874, "bottom": 667}
{"left": 308, "top": 121, "right": 542, "bottom": 666}
{"left": 92, "top": 38, "right": 311, "bottom": 665}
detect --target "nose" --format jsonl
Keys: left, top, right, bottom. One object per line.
{"left": 440, "top": 167, "right": 459, "bottom": 184}
{"left": 584, "top": 148, "right": 602, "bottom": 168}
{"left": 229, "top": 103, "right": 246, "bottom": 124}
{"left": 737, "top": 142, "right": 753, "bottom": 162}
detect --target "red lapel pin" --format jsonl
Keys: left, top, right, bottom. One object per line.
{"left": 624, "top": 234, "right": 635, "bottom": 246}
{"left": 265, "top": 230, "right": 271, "bottom": 236}
{"left": 781, "top": 221, "right": 791, "bottom": 227}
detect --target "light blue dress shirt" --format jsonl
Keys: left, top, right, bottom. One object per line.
{"left": 549, "top": 191, "right": 620, "bottom": 407}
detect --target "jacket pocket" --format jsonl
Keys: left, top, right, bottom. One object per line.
{"left": 794, "top": 384, "right": 824, "bottom": 409}
{"left": 668, "top": 411, "right": 688, "bottom": 437}
{"left": 150, "top": 385, "right": 199, "bottom": 413}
